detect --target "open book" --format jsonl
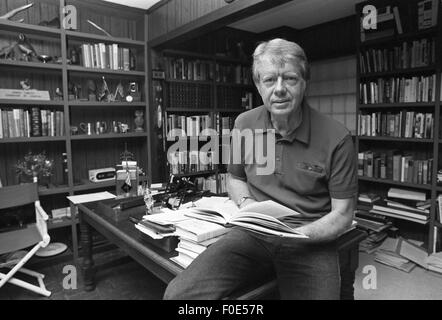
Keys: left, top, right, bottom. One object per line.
{"left": 184, "top": 197, "right": 308, "bottom": 238}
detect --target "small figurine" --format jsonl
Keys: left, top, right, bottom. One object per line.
{"left": 134, "top": 110, "right": 144, "bottom": 132}
{"left": 110, "top": 82, "right": 125, "bottom": 102}
{"left": 86, "top": 80, "right": 97, "bottom": 101}
{"left": 17, "top": 33, "right": 37, "bottom": 61}
{"left": 20, "top": 79, "right": 31, "bottom": 90}
{"left": 97, "top": 76, "right": 110, "bottom": 102}
{"left": 69, "top": 48, "right": 79, "bottom": 65}
{"left": 54, "top": 87, "right": 63, "bottom": 100}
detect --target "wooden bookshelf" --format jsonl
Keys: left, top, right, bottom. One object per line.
{"left": 356, "top": 0, "right": 441, "bottom": 253}
{"left": 0, "top": 0, "right": 149, "bottom": 265}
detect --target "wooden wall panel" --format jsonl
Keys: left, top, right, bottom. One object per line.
{"left": 148, "top": 0, "right": 230, "bottom": 41}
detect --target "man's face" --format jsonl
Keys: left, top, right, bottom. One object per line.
{"left": 255, "top": 56, "right": 306, "bottom": 118}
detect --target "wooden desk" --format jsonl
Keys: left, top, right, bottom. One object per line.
{"left": 78, "top": 202, "right": 181, "bottom": 291}
{"left": 78, "top": 202, "right": 367, "bottom": 299}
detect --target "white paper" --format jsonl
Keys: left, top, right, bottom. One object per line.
{"left": 67, "top": 191, "right": 116, "bottom": 204}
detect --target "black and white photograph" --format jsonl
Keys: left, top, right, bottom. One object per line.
{"left": 0, "top": 0, "right": 442, "bottom": 305}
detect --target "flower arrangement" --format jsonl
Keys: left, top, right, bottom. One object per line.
{"left": 15, "top": 151, "right": 54, "bottom": 183}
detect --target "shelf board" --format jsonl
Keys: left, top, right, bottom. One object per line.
{"left": 0, "top": 99, "right": 64, "bottom": 105}
{"left": 162, "top": 49, "right": 213, "bottom": 60}
{"left": 214, "top": 55, "right": 250, "bottom": 64}
{"left": 358, "top": 102, "right": 436, "bottom": 108}
{"left": 70, "top": 132, "right": 146, "bottom": 140}
{"left": 38, "top": 185, "right": 70, "bottom": 196}
{"left": 358, "top": 176, "right": 432, "bottom": 190}
{"left": 360, "top": 27, "right": 438, "bottom": 47}
{"left": 0, "top": 59, "right": 62, "bottom": 70}
{"left": 73, "top": 180, "right": 115, "bottom": 192}
{"left": 215, "top": 82, "right": 254, "bottom": 88}
{"left": 65, "top": 30, "right": 144, "bottom": 47}
{"left": 358, "top": 136, "right": 434, "bottom": 143}
{"left": 69, "top": 101, "right": 145, "bottom": 107}
{"left": 360, "top": 66, "right": 436, "bottom": 78}
{"left": 66, "top": 65, "right": 145, "bottom": 76}
{"left": 166, "top": 108, "right": 213, "bottom": 112}
{"left": 215, "top": 108, "right": 247, "bottom": 113}
{"left": 0, "top": 136, "right": 66, "bottom": 144}
{"left": 165, "top": 79, "right": 213, "bottom": 85}
{"left": 173, "top": 170, "right": 216, "bottom": 177}
{"left": 0, "top": 20, "right": 61, "bottom": 37}
{"left": 48, "top": 217, "right": 78, "bottom": 230}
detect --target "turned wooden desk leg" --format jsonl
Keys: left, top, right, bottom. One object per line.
{"left": 79, "top": 214, "right": 95, "bottom": 291}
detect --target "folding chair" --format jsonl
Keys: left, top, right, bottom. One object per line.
{"left": 0, "top": 183, "right": 51, "bottom": 297}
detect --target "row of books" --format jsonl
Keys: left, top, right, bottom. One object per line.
{"left": 195, "top": 175, "right": 217, "bottom": 194}
{"left": 359, "top": 38, "right": 436, "bottom": 74}
{"left": 168, "top": 151, "right": 215, "bottom": 175}
{"left": 165, "top": 57, "right": 213, "bottom": 81}
{"left": 418, "top": 0, "right": 439, "bottom": 30}
{"left": 168, "top": 83, "right": 212, "bottom": 109}
{"left": 360, "top": 188, "right": 430, "bottom": 225}
{"left": 220, "top": 116, "right": 235, "bottom": 135}
{"left": 0, "top": 107, "right": 65, "bottom": 138}
{"left": 215, "top": 63, "right": 252, "bottom": 85}
{"left": 358, "top": 111, "right": 434, "bottom": 139}
{"left": 79, "top": 43, "right": 135, "bottom": 71}
{"left": 166, "top": 114, "right": 213, "bottom": 138}
{"left": 216, "top": 87, "right": 253, "bottom": 110}
{"left": 358, "top": 151, "right": 433, "bottom": 185}
{"left": 165, "top": 57, "right": 252, "bottom": 85}
{"left": 359, "top": 75, "right": 436, "bottom": 104}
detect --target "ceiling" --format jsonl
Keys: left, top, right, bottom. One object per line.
{"left": 102, "top": 0, "right": 364, "bottom": 31}
{"left": 230, "top": 0, "right": 364, "bottom": 32}
{"left": 103, "top": 0, "right": 161, "bottom": 10}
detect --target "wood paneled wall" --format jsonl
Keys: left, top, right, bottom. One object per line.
{"left": 147, "top": 0, "right": 229, "bottom": 41}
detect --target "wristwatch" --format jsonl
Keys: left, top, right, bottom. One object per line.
{"left": 237, "top": 196, "right": 253, "bottom": 207}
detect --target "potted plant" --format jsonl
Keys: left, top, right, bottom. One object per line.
{"left": 15, "top": 151, "right": 54, "bottom": 186}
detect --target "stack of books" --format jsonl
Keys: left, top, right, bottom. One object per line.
{"left": 172, "top": 218, "right": 228, "bottom": 268}
{"left": 369, "top": 188, "right": 429, "bottom": 224}
{"left": 427, "top": 252, "right": 442, "bottom": 274}
{"left": 374, "top": 237, "right": 417, "bottom": 272}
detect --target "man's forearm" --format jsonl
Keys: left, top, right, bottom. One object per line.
{"left": 227, "top": 174, "right": 256, "bottom": 207}
{"left": 295, "top": 198, "right": 355, "bottom": 242}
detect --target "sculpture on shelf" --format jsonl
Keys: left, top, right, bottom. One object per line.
{"left": 87, "top": 19, "right": 112, "bottom": 37}
{"left": 69, "top": 48, "right": 80, "bottom": 65}
{"left": 0, "top": 33, "right": 37, "bottom": 61}
{"left": 68, "top": 82, "right": 80, "bottom": 100}
{"left": 16, "top": 33, "right": 37, "bottom": 61}
{"left": 97, "top": 76, "right": 110, "bottom": 102}
{"left": 87, "top": 80, "right": 97, "bottom": 101}
{"left": 20, "top": 79, "right": 31, "bottom": 90}
{"left": 0, "top": 3, "right": 33, "bottom": 23}
{"left": 109, "top": 82, "right": 125, "bottom": 102}
{"left": 134, "top": 110, "right": 144, "bottom": 132}
{"left": 54, "top": 87, "right": 63, "bottom": 100}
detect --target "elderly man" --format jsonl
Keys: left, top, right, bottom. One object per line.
{"left": 164, "top": 38, "right": 357, "bottom": 300}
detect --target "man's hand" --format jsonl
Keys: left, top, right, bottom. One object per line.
{"left": 239, "top": 198, "right": 257, "bottom": 209}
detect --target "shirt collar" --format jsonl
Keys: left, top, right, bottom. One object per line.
{"left": 259, "top": 100, "right": 311, "bottom": 144}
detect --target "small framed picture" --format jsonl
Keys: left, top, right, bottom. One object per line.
{"left": 152, "top": 69, "right": 165, "bottom": 80}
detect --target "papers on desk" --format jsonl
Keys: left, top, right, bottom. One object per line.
{"left": 67, "top": 191, "right": 116, "bottom": 204}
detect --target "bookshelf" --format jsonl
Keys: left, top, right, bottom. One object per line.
{"left": 356, "top": 0, "right": 441, "bottom": 253}
{"left": 154, "top": 48, "right": 258, "bottom": 194}
{"left": 0, "top": 0, "right": 148, "bottom": 264}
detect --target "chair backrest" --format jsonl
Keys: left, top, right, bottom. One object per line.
{"left": 0, "top": 183, "right": 39, "bottom": 210}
